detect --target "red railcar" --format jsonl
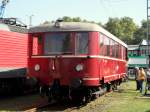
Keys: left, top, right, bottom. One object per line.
{"left": 0, "top": 20, "right": 28, "bottom": 93}
{"left": 28, "top": 21, "right": 127, "bottom": 103}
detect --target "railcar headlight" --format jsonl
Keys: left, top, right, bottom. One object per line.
{"left": 75, "top": 64, "right": 84, "bottom": 72}
{"left": 34, "top": 64, "right": 40, "bottom": 71}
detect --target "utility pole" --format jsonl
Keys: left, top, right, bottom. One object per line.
{"left": 147, "top": 0, "right": 150, "bottom": 67}
{"left": 29, "top": 15, "right": 34, "bottom": 27}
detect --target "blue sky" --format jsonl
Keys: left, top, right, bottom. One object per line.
{"left": 4, "top": 0, "right": 146, "bottom": 26}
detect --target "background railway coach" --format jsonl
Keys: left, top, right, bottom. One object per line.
{"left": 0, "top": 18, "right": 28, "bottom": 94}
{"left": 28, "top": 20, "right": 128, "bottom": 103}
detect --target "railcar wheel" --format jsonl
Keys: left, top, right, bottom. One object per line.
{"left": 72, "top": 95, "right": 91, "bottom": 105}
{"left": 85, "top": 96, "right": 92, "bottom": 104}
{"left": 85, "top": 89, "right": 92, "bottom": 103}
{"left": 112, "top": 82, "right": 118, "bottom": 91}
{"left": 70, "top": 93, "right": 88, "bottom": 105}
{"left": 107, "top": 83, "right": 112, "bottom": 92}
{"left": 91, "top": 94, "right": 98, "bottom": 100}
{"left": 71, "top": 95, "right": 82, "bottom": 105}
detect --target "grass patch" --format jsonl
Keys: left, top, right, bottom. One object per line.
{"left": 102, "top": 81, "right": 150, "bottom": 112}
{"left": 73, "top": 81, "right": 150, "bottom": 112}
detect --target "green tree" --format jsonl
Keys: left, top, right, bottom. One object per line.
{"left": 105, "top": 17, "right": 137, "bottom": 44}
{"left": 105, "top": 17, "right": 122, "bottom": 39}
{"left": 132, "top": 20, "right": 149, "bottom": 44}
{"left": 120, "top": 17, "right": 137, "bottom": 44}
{"left": 72, "top": 17, "right": 81, "bottom": 22}
{"left": 62, "top": 16, "right": 73, "bottom": 22}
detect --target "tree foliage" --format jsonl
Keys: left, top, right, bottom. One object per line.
{"left": 104, "top": 18, "right": 122, "bottom": 39}
{"left": 132, "top": 20, "right": 149, "bottom": 44}
{"left": 62, "top": 16, "right": 81, "bottom": 22}
{"left": 105, "top": 17, "right": 137, "bottom": 44}
{"left": 120, "top": 17, "right": 137, "bottom": 44}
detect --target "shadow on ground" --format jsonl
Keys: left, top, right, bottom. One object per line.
{"left": 145, "top": 110, "right": 150, "bottom": 112}
{"left": 0, "top": 93, "right": 40, "bottom": 111}
{"left": 38, "top": 100, "right": 86, "bottom": 112}
{"left": 0, "top": 95, "right": 85, "bottom": 111}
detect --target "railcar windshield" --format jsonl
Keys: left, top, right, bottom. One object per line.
{"left": 44, "top": 33, "right": 72, "bottom": 55}
{"left": 44, "top": 32, "right": 88, "bottom": 55}
{"left": 75, "top": 33, "right": 88, "bottom": 54}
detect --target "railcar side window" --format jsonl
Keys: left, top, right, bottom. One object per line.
{"left": 32, "top": 37, "right": 38, "bottom": 55}
{"left": 32, "top": 35, "right": 43, "bottom": 55}
{"left": 112, "top": 40, "right": 116, "bottom": 57}
{"left": 105, "top": 37, "right": 110, "bottom": 56}
{"left": 110, "top": 39, "right": 113, "bottom": 57}
{"left": 121, "top": 46, "right": 124, "bottom": 60}
{"left": 99, "top": 33, "right": 126, "bottom": 59}
{"left": 103, "top": 36, "right": 109, "bottom": 56}
{"left": 44, "top": 33, "right": 73, "bottom": 55}
{"left": 115, "top": 42, "right": 119, "bottom": 58}
{"left": 76, "top": 33, "right": 88, "bottom": 54}
{"left": 124, "top": 47, "right": 127, "bottom": 60}
{"left": 118, "top": 44, "right": 121, "bottom": 59}
{"left": 99, "top": 34, "right": 104, "bottom": 55}
{"left": 38, "top": 35, "right": 42, "bottom": 44}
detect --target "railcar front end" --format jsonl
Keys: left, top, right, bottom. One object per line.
{"left": 28, "top": 21, "right": 127, "bottom": 103}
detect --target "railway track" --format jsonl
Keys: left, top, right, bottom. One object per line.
{"left": 23, "top": 99, "right": 79, "bottom": 112}
{"left": 0, "top": 86, "right": 118, "bottom": 112}
{"left": 23, "top": 91, "right": 114, "bottom": 112}
{"left": 24, "top": 101, "right": 50, "bottom": 112}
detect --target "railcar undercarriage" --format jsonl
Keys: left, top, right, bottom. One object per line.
{"left": 39, "top": 78, "right": 123, "bottom": 105}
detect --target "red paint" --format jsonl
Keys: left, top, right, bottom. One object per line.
{"left": 28, "top": 31, "right": 127, "bottom": 87}
{"left": 0, "top": 30, "right": 28, "bottom": 68}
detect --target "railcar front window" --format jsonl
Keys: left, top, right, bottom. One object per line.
{"left": 76, "top": 33, "right": 88, "bottom": 54}
{"left": 44, "top": 33, "right": 73, "bottom": 55}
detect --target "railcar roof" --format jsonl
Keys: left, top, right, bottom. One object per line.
{"left": 29, "top": 22, "right": 127, "bottom": 47}
{"left": 0, "top": 23, "right": 28, "bottom": 33}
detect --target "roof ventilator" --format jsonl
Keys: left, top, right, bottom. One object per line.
{"left": 54, "top": 18, "right": 63, "bottom": 28}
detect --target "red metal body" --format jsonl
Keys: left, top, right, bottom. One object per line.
{"left": 0, "top": 30, "right": 28, "bottom": 68}
{"left": 0, "top": 24, "right": 28, "bottom": 78}
{"left": 28, "top": 32, "right": 127, "bottom": 86}
{"left": 28, "top": 22, "right": 127, "bottom": 102}
{"left": 0, "top": 20, "right": 43, "bottom": 94}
